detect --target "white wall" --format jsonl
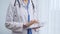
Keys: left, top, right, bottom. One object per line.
{"left": 0, "top": 0, "right": 11, "bottom": 34}
{"left": 37, "top": 0, "right": 60, "bottom": 34}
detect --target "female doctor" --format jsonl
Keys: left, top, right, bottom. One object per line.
{"left": 5, "top": 0, "right": 40, "bottom": 34}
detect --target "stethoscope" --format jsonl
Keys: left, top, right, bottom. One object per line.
{"left": 14, "top": 0, "right": 35, "bottom": 10}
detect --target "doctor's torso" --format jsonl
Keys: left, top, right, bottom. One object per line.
{"left": 8, "top": 0, "right": 38, "bottom": 34}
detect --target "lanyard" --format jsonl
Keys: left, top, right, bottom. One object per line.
{"left": 26, "top": 0, "right": 32, "bottom": 34}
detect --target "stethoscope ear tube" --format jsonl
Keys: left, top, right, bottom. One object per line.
{"left": 31, "top": 0, "right": 35, "bottom": 10}
{"left": 14, "top": 0, "right": 21, "bottom": 7}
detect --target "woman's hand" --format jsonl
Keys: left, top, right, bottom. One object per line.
{"left": 30, "top": 19, "right": 38, "bottom": 24}
{"left": 23, "top": 19, "right": 39, "bottom": 28}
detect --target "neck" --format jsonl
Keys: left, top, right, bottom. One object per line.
{"left": 23, "top": 0, "right": 28, "bottom": 5}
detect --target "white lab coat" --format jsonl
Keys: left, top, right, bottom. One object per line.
{"left": 5, "top": 0, "right": 39, "bottom": 34}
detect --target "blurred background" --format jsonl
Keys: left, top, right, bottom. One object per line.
{"left": 0, "top": 0, "right": 60, "bottom": 34}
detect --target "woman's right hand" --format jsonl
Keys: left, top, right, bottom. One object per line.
{"left": 24, "top": 19, "right": 39, "bottom": 28}
{"left": 30, "top": 19, "right": 39, "bottom": 23}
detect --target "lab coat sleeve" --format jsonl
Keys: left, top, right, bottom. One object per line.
{"left": 33, "top": 0, "right": 41, "bottom": 29}
{"left": 5, "top": 3, "right": 24, "bottom": 32}
{"left": 5, "top": 22, "right": 24, "bottom": 32}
